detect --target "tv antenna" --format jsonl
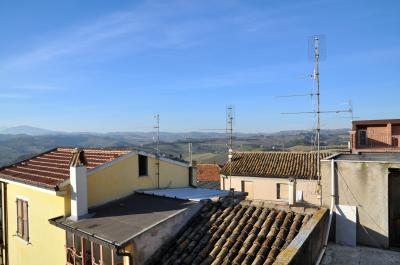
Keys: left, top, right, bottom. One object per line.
{"left": 154, "top": 114, "right": 160, "bottom": 188}
{"left": 226, "top": 105, "right": 235, "bottom": 190}
{"left": 277, "top": 35, "right": 351, "bottom": 206}
{"left": 199, "top": 105, "right": 235, "bottom": 190}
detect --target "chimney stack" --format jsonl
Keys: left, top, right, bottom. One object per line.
{"left": 288, "top": 177, "right": 296, "bottom": 206}
{"left": 69, "top": 148, "right": 88, "bottom": 221}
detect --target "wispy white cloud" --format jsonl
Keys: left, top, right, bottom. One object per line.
{"left": 0, "top": 84, "right": 63, "bottom": 99}
{"left": 0, "top": 93, "right": 28, "bottom": 99}
{"left": 1, "top": 1, "right": 213, "bottom": 68}
{"left": 1, "top": 1, "right": 304, "bottom": 69}
{"left": 5, "top": 85, "right": 64, "bottom": 91}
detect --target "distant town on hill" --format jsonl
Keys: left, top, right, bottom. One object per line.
{"left": 0, "top": 126, "right": 349, "bottom": 167}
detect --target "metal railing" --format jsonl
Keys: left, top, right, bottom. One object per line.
{"left": 357, "top": 134, "right": 400, "bottom": 149}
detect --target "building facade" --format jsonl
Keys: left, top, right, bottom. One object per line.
{"left": 321, "top": 153, "right": 400, "bottom": 248}
{"left": 220, "top": 152, "right": 332, "bottom": 206}
{"left": 350, "top": 119, "right": 400, "bottom": 153}
{"left": 0, "top": 147, "right": 193, "bottom": 265}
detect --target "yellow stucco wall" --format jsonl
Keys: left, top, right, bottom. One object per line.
{"left": 88, "top": 154, "right": 189, "bottom": 207}
{"left": 3, "top": 152, "right": 189, "bottom": 265}
{"left": 5, "top": 183, "right": 66, "bottom": 265}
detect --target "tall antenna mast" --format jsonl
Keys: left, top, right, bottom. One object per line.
{"left": 154, "top": 114, "right": 160, "bottom": 188}
{"left": 226, "top": 105, "right": 234, "bottom": 190}
{"left": 314, "top": 36, "right": 321, "bottom": 189}
{"left": 199, "top": 106, "right": 235, "bottom": 190}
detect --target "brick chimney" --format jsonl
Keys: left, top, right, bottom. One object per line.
{"left": 69, "top": 148, "right": 88, "bottom": 221}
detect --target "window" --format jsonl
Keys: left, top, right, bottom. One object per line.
{"left": 358, "top": 130, "right": 367, "bottom": 146}
{"left": 16, "top": 198, "right": 29, "bottom": 241}
{"left": 241, "top": 181, "right": 254, "bottom": 199}
{"left": 66, "top": 232, "right": 123, "bottom": 265}
{"left": 138, "top": 155, "right": 148, "bottom": 176}
{"left": 277, "top": 183, "right": 288, "bottom": 200}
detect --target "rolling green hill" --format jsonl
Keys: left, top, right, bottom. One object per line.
{"left": 0, "top": 129, "right": 349, "bottom": 167}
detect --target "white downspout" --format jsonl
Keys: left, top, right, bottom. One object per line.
{"left": 316, "top": 158, "right": 335, "bottom": 265}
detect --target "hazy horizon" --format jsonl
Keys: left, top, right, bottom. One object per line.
{"left": 0, "top": 124, "right": 351, "bottom": 135}
{"left": 1, "top": 1, "right": 399, "bottom": 132}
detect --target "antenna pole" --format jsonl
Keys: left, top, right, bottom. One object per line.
{"left": 154, "top": 114, "right": 160, "bottom": 188}
{"left": 313, "top": 36, "right": 324, "bottom": 206}
{"left": 349, "top": 99, "right": 354, "bottom": 121}
{"left": 314, "top": 36, "right": 321, "bottom": 187}
{"left": 227, "top": 106, "right": 234, "bottom": 190}
{"left": 188, "top": 142, "right": 193, "bottom": 166}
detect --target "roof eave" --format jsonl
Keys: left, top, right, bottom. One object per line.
{"left": 48, "top": 217, "right": 120, "bottom": 250}
{"left": 0, "top": 174, "right": 59, "bottom": 192}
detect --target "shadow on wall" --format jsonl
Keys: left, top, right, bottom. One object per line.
{"left": 327, "top": 207, "right": 389, "bottom": 249}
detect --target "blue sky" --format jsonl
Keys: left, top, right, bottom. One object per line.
{"left": 0, "top": 0, "right": 399, "bottom": 133}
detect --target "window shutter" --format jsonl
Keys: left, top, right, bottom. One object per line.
{"left": 22, "top": 201, "right": 29, "bottom": 241}
{"left": 17, "top": 199, "right": 23, "bottom": 236}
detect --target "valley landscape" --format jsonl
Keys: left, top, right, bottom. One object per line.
{"left": 0, "top": 126, "right": 350, "bottom": 167}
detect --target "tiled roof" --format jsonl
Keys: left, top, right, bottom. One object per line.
{"left": 0, "top": 147, "right": 130, "bottom": 190}
{"left": 151, "top": 200, "right": 311, "bottom": 265}
{"left": 197, "top": 164, "right": 221, "bottom": 182}
{"left": 221, "top": 152, "right": 332, "bottom": 179}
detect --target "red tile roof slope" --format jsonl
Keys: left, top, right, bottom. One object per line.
{"left": 0, "top": 147, "right": 130, "bottom": 190}
{"left": 197, "top": 164, "right": 221, "bottom": 182}
{"left": 221, "top": 152, "right": 332, "bottom": 180}
{"left": 150, "top": 200, "right": 311, "bottom": 265}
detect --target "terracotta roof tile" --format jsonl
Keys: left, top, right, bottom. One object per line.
{"left": 150, "top": 200, "right": 309, "bottom": 265}
{"left": 0, "top": 147, "right": 130, "bottom": 189}
{"left": 197, "top": 164, "right": 221, "bottom": 182}
{"left": 221, "top": 152, "right": 332, "bottom": 179}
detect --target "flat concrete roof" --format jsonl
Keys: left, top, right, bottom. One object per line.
{"left": 137, "top": 187, "right": 243, "bottom": 201}
{"left": 327, "top": 153, "right": 400, "bottom": 163}
{"left": 50, "top": 193, "right": 198, "bottom": 248}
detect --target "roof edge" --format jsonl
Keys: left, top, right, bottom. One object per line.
{"left": 0, "top": 147, "right": 57, "bottom": 171}
{"left": 0, "top": 174, "right": 59, "bottom": 192}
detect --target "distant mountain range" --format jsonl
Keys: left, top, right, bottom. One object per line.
{"left": 0, "top": 126, "right": 350, "bottom": 167}
{"left": 0, "top": 126, "right": 60, "bottom": 136}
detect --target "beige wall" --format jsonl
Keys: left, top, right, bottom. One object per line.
{"left": 321, "top": 159, "right": 400, "bottom": 248}
{"left": 220, "top": 175, "right": 319, "bottom": 205}
{"left": 88, "top": 153, "right": 190, "bottom": 207}
{"left": 4, "top": 183, "right": 66, "bottom": 265}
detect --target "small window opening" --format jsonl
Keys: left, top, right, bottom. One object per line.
{"left": 138, "top": 155, "right": 148, "bottom": 176}
{"left": 277, "top": 183, "right": 288, "bottom": 200}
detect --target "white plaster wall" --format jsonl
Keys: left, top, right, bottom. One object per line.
{"left": 220, "top": 175, "right": 320, "bottom": 205}
{"left": 321, "top": 159, "right": 400, "bottom": 248}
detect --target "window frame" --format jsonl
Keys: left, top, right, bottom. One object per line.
{"left": 16, "top": 197, "right": 29, "bottom": 242}
{"left": 65, "top": 232, "right": 123, "bottom": 265}
{"left": 358, "top": 129, "right": 367, "bottom": 146}
{"left": 138, "top": 154, "right": 148, "bottom": 177}
{"left": 276, "top": 183, "right": 289, "bottom": 200}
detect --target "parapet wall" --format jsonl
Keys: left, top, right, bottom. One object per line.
{"left": 274, "top": 208, "right": 329, "bottom": 265}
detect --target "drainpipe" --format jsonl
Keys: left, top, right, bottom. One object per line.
{"left": 1, "top": 182, "right": 8, "bottom": 265}
{"left": 316, "top": 158, "right": 335, "bottom": 265}
{"left": 288, "top": 177, "right": 296, "bottom": 206}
